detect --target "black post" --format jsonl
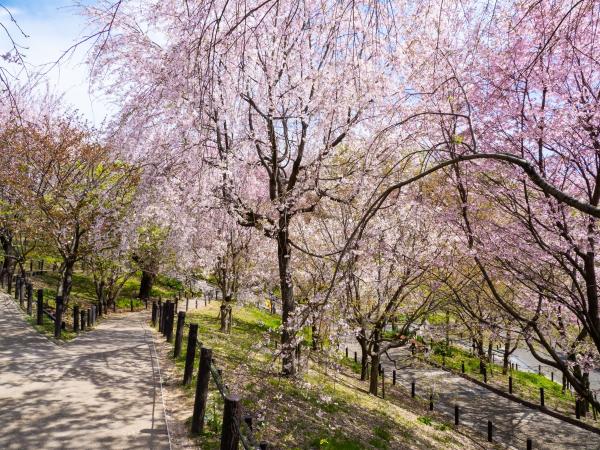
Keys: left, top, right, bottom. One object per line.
{"left": 487, "top": 420, "right": 492, "bottom": 442}
{"left": 509, "top": 376, "right": 513, "bottom": 394}
{"left": 26, "top": 282, "right": 33, "bottom": 315}
{"left": 186, "top": 296, "right": 189, "bottom": 311}
{"left": 74, "top": 305, "right": 80, "bottom": 332}
{"left": 87, "top": 309, "right": 92, "bottom": 328}
{"left": 81, "top": 310, "right": 86, "bottom": 331}
{"left": 54, "top": 296, "right": 63, "bottom": 338}
{"left": 527, "top": 438, "right": 532, "bottom": 450}
{"left": 483, "top": 367, "right": 487, "bottom": 383}
{"left": 183, "top": 324, "right": 198, "bottom": 385}
{"left": 158, "top": 303, "right": 164, "bottom": 332}
{"left": 36, "top": 289, "right": 44, "bottom": 325}
{"left": 576, "top": 400, "right": 581, "bottom": 419}
{"left": 461, "top": 361, "right": 465, "bottom": 373}
{"left": 393, "top": 369, "right": 396, "bottom": 385}
{"left": 345, "top": 347, "right": 348, "bottom": 358}
{"left": 411, "top": 381, "right": 415, "bottom": 398}
{"left": 454, "top": 405, "right": 459, "bottom": 426}
{"left": 14, "top": 275, "right": 20, "bottom": 300}
{"left": 354, "top": 351, "right": 357, "bottom": 363}
{"left": 151, "top": 301, "right": 157, "bottom": 326}
{"left": 540, "top": 387, "right": 545, "bottom": 407}
{"left": 381, "top": 369, "right": 385, "bottom": 399}
{"left": 429, "top": 393, "right": 433, "bottom": 410}
{"left": 220, "top": 394, "right": 241, "bottom": 450}
{"left": 166, "top": 302, "right": 175, "bottom": 342}
{"left": 191, "top": 347, "right": 212, "bottom": 434}
{"left": 174, "top": 311, "right": 186, "bottom": 357}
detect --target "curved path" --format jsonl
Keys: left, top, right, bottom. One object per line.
{"left": 0, "top": 293, "right": 170, "bottom": 450}
{"left": 348, "top": 342, "right": 600, "bottom": 450}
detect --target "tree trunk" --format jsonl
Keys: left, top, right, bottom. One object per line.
{"left": 277, "top": 223, "right": 296, "bottom": 376}
{"left": 139, "top": 270, "right": 155, "bottom": 300}
{"left": 311, "top": 319, "right": 320, "bottom": 351}
{"left": 476, "top": 340, "right": 486, "bottom": 374}
{"left": 0, "top": 234, "right": 16, "bottom": 284}
{"left": 358, "top": 334, "right": 369, "bottom": 381}
{"left": 369, "top": 350, "right": 380, "bottom": 396}
{"left": 60, "top": 258, "right": 76, "bottom": 306}
{"left": 220, "top": 303, "right": 227, "bottom": 331}
{"left": 503, "top": 332, "right": 511, "bottom": 375}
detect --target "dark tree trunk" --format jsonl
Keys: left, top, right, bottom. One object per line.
{"left": 503, "top": 332, "right": 511, "bottom": 375}
{"left": 60, "top": 258, "right": 76, "bottom": 306}
{"left": 277, "top": 222, "right": 296, "bottom": 376}
{"left": 139, "top": 270, "right": 155, "bottom": 300}
{"left": 0, "top": 234, "right": 16, "bottom": 283}
{"left": 476, "top": 340, "right": 486, "bottom": 374}
{"left": 311, "top": 321, "right": 320, "bottom": 351}
{"left": 369, "top": 349, "right": 380, "bottom": 396}
{"left": 358, "top": 334, "right": 369, "bottom": 381}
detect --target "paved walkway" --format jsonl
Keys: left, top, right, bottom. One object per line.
{"left": 0, "top": 293, "right": 170, "bottom": 450}
{"left": 348, "top": 342, "right": 600, "bottom": 449}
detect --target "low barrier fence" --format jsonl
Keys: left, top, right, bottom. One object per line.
{"left": 152, "top": 299, "right": 269, "bottom": 449}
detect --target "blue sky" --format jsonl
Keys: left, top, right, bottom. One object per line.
{"left": 0, "top": 0, "right": 113, "bottom": 124}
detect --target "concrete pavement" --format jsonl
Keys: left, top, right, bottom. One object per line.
{"left": 0, "top": 293, "right": 170, "bottom": 450}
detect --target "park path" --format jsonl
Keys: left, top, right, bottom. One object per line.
{"left": 347, "top": 342, "right": 600, "bottom": 449}
{"left": 0, "top": 293, "right": 170, "bottom": 450}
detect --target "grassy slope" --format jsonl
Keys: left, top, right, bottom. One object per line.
{"left": 168, "top": 303, "right": 492, "bottom": 449}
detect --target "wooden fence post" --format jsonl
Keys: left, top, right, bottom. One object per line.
{"left": 393, "top": 369, "right": 396, "bottom": 385}
{"left": 487, "top": 420, "right": 493, "bottom": 442}
{"left": 54, "top": 296, "right": 63, "bottom": 338}
{"left": 35, "top": 289, "right": 44, "bottom": 325}
{"left": 26, "top": 282, "right": 33, "bottom": 315}
{"left": 411, "top": 381, "right": 415, "bottom": 398}
{"left": 540, "top": 387, "right": 545, "bottom": 407}
{"left": 183, "top": 324, "right": 198, "bottom": 385}
{"left": 509, "top": 376, "right": 513, "bottom": 394}
{"left": 174, "top": 311, "right": 186, "bottom": 357}
{"left": 454, "top": 405, "right": 459, "bottom": 425}
{"left": 81, "top": 309, "right": 86, "bottom": 331}
{"left": 74, "top": 305, "right": 80, "bottom": 332}
{"left": 166, "top": 302, "right": 175, "bottom": 342}
{"left": 158, "top": 303, "right": 164, "bottom": 332}
{"left": 191, "top": 347, "right": 212, "bottom": 434}
{"left": 527, "top": 438, "right": 532, "bottom": 450}
{"left": 87, "top": 309, "right": 92, "bottom": 328}
{"left": 151, "top": 301, "right": 157, "bottom": 326}
{"left": 220, "top": 394, "right": 241, "bottom": 450}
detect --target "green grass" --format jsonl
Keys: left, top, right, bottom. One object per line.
{"left": 162, "top": 303, "right": 484, "bottom": 449}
